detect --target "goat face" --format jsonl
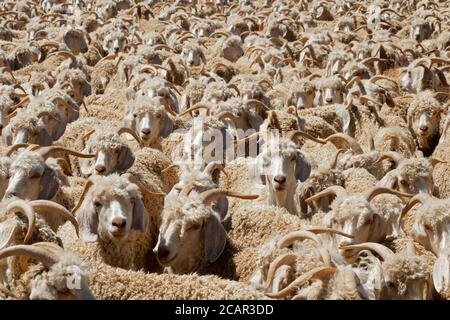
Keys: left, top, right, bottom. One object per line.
{"left": 254, "top": 139, "right": 311, "bottom": 213}
{"left": 400, "top": 66, "right": 434, "bottom": 93}
{"left": 154, "top": 196, "right": 226, "bottom": 274}
{"left": 79, "top": 133, "right": 134, "bottom": 176}
{"left": 77, "top": 176, "right": 148, "bottom": 243}
{"left": 181, "top": 46, "right": 205, "bottom": 66}
{"left": 412, "top": 199, "right": 450, "bottom": 255}
{"left": 64, "top": 27, "right": 89, "bottom": 54}
{"left": 29, "top": 260, "right": 95, "bottom": 300}
{"left": 381, "top": 254, "right": 433, "bottom": 300}
{"left": 3, "top": 112, "right": 53, "bottom": 146}
{"left": 326, "top": 196, "right": 384, "bottom": 246}
{"left": 407, "top": 105, "right": 440, "bottom": 155}
{"left": 124, "top": 102, "right": 173, "bottom": 146}
{"left": 3, "top": 152, "right": 59, "bottom": 200}
{"left": 411, "top": 21, "right": 433, "bottom": 42}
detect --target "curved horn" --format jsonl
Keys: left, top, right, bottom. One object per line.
{"left": 340, "top": 242, "right": 394, "bottom": 260}
{"left": 0, "top": 244, "right": 60, "bottom": 269}
{"left": 305, "top": 227, "right": 354, "bottom": 239}
{"left": 179, "top": 103, "right": 211, "bottom": 117}
{"left": 287, "top": 131, "right": 327, "bottom": 145}
{"left": 4, "top": 143, "right": 32, "bottom": 156}
{"left": 365, "top": 187, "right": 413, "bottom": 201}
{"left": 6, "top": 200, "right": 35, "bottom": 244}
{"left": 305, "top": 186, "right": 347, "bottom": 203}
{"left": 266, "top": 267, "right": 337, "bottom": 298}
{"left": 199, "top": 188, "right": 258, "bottom": 204}
{"left": 399, "top": 193, "right": 431, "bottom": 222}
{"left": 71, "top": 176, "right": 97, "bottom": 215}
{"left": 117, "top": 127, "right": 143, "bottom": 147}
{"left": 374, "top": 151, "right": 405, "bottom": 167}
{"left": 266, "top": 254, "right": 298, "bottom": 286}
{"left": 36, "top": 146, "right": 96, "bottom": 160}
{"left": 278, "top": 230, "right": 322, "bottom": 249}
{"left": 29, "top": 200, "right": 79, "bottom": 237}
{"left": 324, "top": 133, "right": 364, "bottom": 154}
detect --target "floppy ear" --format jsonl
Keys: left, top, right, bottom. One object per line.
{"left": 123, "top": 112, "right": 135, "bottom": 130}
{"left": 250, "top": 155, "right": 266, "bottom": 185}
{"left": 0, "top": 220, "right": 18, "bottom": 250}
{"left": 36, "top": 129, "right": 53, "bottom": 146}
{"left": 377, "top": 172, "right": 398, "bottom": 190}
{"left": 368, "top": 214, "right": 385, "bottom": 243}
{"left": 131, "top": 196, "right": 148, "bottom": 233}
{"left": 337, "top": 108, "right": 352, "bottom": 135}
{"left": 79, "top": 147, "right": 95, "bottom": 176}
{"left": 82, "top": 80, "right": 91, "bottom": 96}
{"left": 248, "top": 113, "right": 264, "bottom": 131}
{"left": 2, "top": 125, "right": 13, "bottom": 146}
{"left": 160, "top": 114, "right": 173, "bottom": 137}
{"left": 200, "top": 51, "right": 207, "bottom": 65}
{"left": 203, "top": 214, "right": 227, "bottom": 263}
{"left": 433, "top": 253, "right": 449, "bottom": 294}
{"left": 76, "top": 202, "right": 98, "bottom": 242}
{"left": 212, "top": 196, "right": 229, "bottom": 222}
{"left": 168, "top": 91, "right": 179, "bottom": 113}
{"left": 51, "top": 120, "right": 67, "bottom": 140}
{"left": 116, "top": 146, "right": 135, "bottom": 172}
{"left": 38, "top": 166, "right": 60, "bottom": 200}
{"left": 295, "top": 151, "right": 311, "bottom": 182}
{"left": 126, "top": 87, "right": 136, "bottom": 100}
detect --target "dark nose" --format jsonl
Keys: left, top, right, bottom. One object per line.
{"left": 112, "top": 217, "right": 126, "bottom": 229}
{"left": 419, "top": 125, "right": 428, "bottom": 132}
{"left": 141, "top": 128, "right": 151, "bottom": 135}
{"left": 95, "top": 164, "right": 106, "bottom": 173}
{"left": 274, "top": 175, "right": 286, "bottom": 184}
{"left": 157, "top": 245, "right": 170, "bottom": 261}
{"left": 325, "top": 98, "right": 333, "bottom": 104}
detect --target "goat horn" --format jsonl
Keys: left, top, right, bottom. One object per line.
{"left": 361, "top": 57, "right": 390, "bottom": 66}
{"left": 216, "top": 111, "right": 239, "bottom": 127}
{"left": 430, "top": 58, "right": 450, "bottom": 68}
{"left": 29, "top": 200, "right": 79, "bottom": 238}
{"left": 179, "top": 103, "right": 211, "bottom": 117}
{"left": 330, "top": 149, "right": 345, "bottom": 169}
{"left": 203, "top": 161, "right": 227, "bottom": 177}
{"left": 47, "top": 50, "right": 76, "bottom": 62}
{"left": 7, "top": 200, "right": 35, "bottom": 245}
{"left": 266, "top": 254, "right": 298, "bottom": 287}
{"left": 179, "top": 182, "right": 196, "bottom": 198}
{"left": 278, "top": 230, "right": 322, "bottom": 249}
{"left": 340, "top": 242, "right": 394, "bottom": 260}
{"left": 227, "top": 84, "right": 240, "bottom": 96}
{"left": 287, "top": 131, "right": 326, "bottom": 145}
{"left": 399, "top": 193, "right": 432, "bottom": 223}
{"left": 305, "top": 186, "right": 347, "bottom": 203}
{"left": 245, "top": 99, "right": 269, "bottom": 111}
{"left": 37, "top": 111, "right": 59, "bottom": 122}
{"left": 345, "top": 76, "right": 363, "bottom": 90}
{"left": 374, "top": 151, "right": 404, "bottom": 167}
{"left": 117, "top": 127, "right": 143, "bottom": 147}
{"left": 365, "top": 187, "right": 413, "bottom": 202}
{"left": 324, "top": 133, "right": 364, "bottom": 154}
{"left": 305, "top": 227, "right": 354, "bottom": 239}
{"left": 4, "top": 143, "right": 31, "bottom": 156}
{"left": 71, "top": 176, "right": 97, "bottom": 215}
{"left": 429, "top": 158, "right": 446, "bottom": 167}
{"left": 359, "top": 95, "right": 383, "bottom": 107}
{"left": 161, "top": 163, "right": 179, "bottom": 173}
{"left": 37, "top": 147, "right": 96, "bottom": 160}
{"left": 369, "top": 75, "right": 399, "bottom": 89}
{"left": 266, "top": 267, "right": 337, "bottom": 299}
{"left": 199, "top": 188, "right": 258, "bottom": 204}
{"left": 234, "top": 132, "right": 260, "bottom": 145}
{"left": 0, "top": 244, "right": 60, "bottom": 269}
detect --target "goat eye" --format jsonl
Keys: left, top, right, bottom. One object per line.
{"left": 130, "top": 197, "right": 136, "bottom": 205}
{"left": 133, "top": 113, "right": 137, "bottom": 118}
{"left": 94, "top": 200, "right": 102, "bottom": 208}
{"left": 156, "top": 114, "right": 162, "bottom": 119}
{"left": 400, "top": 180, "right": 408, "bottom": 185}
{"left": 30, "top": 172, "right": 41, "bottom": 179}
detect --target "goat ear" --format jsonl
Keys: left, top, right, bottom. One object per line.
{"left": 82, "top": 80, "right": 91, "bottom": 96}
{"left": 131, "top": 196, "right": 148, "bottom": 233}
{"left": 251, "top": 155, "right": 266, "bottom": 185}
{"left": 204, "top": 214, "right": 227, "bottom": 263}
{"left": 2, "top": 125, "right": 13, "bottom": 145}
{"left": 169, "top": 92, "right": 179, "bottom": 113}
{"left": 378, "top": 172, "right": 398, "bottom": 190}
{"left": 123, "top": 114, "right": 135, "bottom": 136}
{"left": 211, "top": 196, "right": 229, "bottom": 222}
{"left": 248, "top": 113, "right": 264, "bottom": 131}
{"left": 295, "top": 151, "right": 311, "bottom": 182}
{"left": 433, "top": 253, "right": 449, "bottom": 294}
{"left": 116, "top": 146, "right": 135, "bottom": 172}
{"left": 337, "top": 108, "right": 352, "bottom": 135}
{"left": 79, "top": 147, "right": 94, "bottom": 176}
{"left": 38, "top": 166, "right": 59, "bottom": 200}
{"left": 77, "top": 202, "right": 98, "bottom": 242}
{"left": 0, "top": 220, "right": 18, "bottom": 250}
{"left": 160, "top": 114, "right": 173, "bottom": 137}
{"left": 126, "top": 87, "right": 136, "bottom": 100}
{"left": 51, "top": 120, "right": 67, "bottom": 140}
{"left": 368, "top": 214, "right": 385, "bottom": 243}
{"left": 37, "top": 129, "right": 53, "bottom": 146}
